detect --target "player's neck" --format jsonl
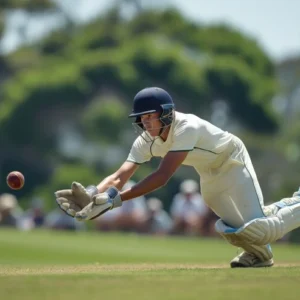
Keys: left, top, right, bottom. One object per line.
{"left": 160, "top": 126, "right": 171, "bottom": 141}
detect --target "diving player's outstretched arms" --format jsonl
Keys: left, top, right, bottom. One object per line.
{"left": 74, "top": 151, "right": 188, "bottom": 221}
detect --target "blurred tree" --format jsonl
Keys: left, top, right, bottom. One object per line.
{"left": 81, "top": 95, "right": 129, "bottom": 143}
{"left": 0, "top": 0, "right": 60, "bottom": 86}
{"left": 0, "top": 0, "right": 56, "bottom": 41}
{"left": 0, "top": 0, "right": 54, "bottom": 10}
{"left": 275, "top": 57, "right": 300, "bottom": 128}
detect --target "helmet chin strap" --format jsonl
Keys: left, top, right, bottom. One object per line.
{"left": 158, "top": 110, "right": 173, "bottom": 138}
{"left": 158, "top": 127, "right": 164, "bottom": 137}
{"left": 158, "top": 123, "right": 171, "bottom": 140}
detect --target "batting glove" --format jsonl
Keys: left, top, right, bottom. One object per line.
{"left": 75, "top": 186, "right": 122, "bottom": 221}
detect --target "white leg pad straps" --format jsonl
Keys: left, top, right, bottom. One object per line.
{"left": 215, "top": 200, "right": 300, "bottom": 246}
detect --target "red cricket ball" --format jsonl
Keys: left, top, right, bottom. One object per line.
{"left": 6, "top": 171, "right": 25, "bottom": 190}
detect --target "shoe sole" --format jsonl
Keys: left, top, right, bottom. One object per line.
{"left": 231, "top": 259, "right": 274, "bottom": 268}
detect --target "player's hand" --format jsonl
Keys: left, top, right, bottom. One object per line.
{"left": 55, "top": 182, "right": 98, "bottom": 217}
{"left": 75, "top": 186, "right": 122, "bottom": 221}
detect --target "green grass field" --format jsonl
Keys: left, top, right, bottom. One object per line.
{"left": 1, "top": 229, "right": 300, "bottom": 300}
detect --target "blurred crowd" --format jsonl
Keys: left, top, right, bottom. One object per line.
{"left": 0, "top": 179, "right": 218, "bottom": 237}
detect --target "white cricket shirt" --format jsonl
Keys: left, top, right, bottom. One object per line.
{"left": 127, "top": 111, "right": 233, "bottom": 175}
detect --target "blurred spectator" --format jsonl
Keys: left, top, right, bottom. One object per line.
{"left": 145, "top": 197, "right": 173, "bottom": 235}
{"left": 19, "top": 197, "right": 46, "bottom": 230}
{"left": 28, "top": 197, "right": 46, "bottom": 227}
{"left": 0, "top": 193, "right": 22, "bottom": 227}
{"left": 170, "top": 179, "right": 208, "bottom": 236}
{"left": 95, "top": 180, "right": 148, "bottom": 233}
{"left": 44, "top": 208, "right": 86, "bottom": 231}
{"left": 201, "top": 209, "right": 219, "bottom": 237}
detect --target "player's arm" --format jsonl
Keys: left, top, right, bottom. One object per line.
{"left": 74, "top": 151, "right": 189, "bottom": 221}
{"left": 121, "top": 151, "right": 189, "bottom": 201}
{"left": 96, "top": 161, "right": 139, "bottom": 193}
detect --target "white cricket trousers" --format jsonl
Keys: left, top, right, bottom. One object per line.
{"left": 200, "top": 136, "right": 265, "bottom": 228}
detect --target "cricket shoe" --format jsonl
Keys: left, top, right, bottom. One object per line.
{"left": 230, "top": 251, "right": 274, "bottom": 268}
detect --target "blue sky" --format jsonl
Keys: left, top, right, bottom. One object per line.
{"left": 1, "top": 0, "right": 299, "bottom": 62}
{"left": 171, "top": 0, "right": 300, "bottom": 61}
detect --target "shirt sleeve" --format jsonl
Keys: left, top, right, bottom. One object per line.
{"left": 126, "top": 136, "right": 152, "bottom": 164}
{"left": 170, "top": 120, "right": 199, "bottom": 152}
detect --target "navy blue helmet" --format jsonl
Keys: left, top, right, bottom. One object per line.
{"left": 129, "top": 87, "right": 175, "bottom": 127}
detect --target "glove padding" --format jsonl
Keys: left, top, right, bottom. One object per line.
{"left": 75, "top": 186, "right": 122, "bottom": 221}
{"left": 55, "top": 182, "right": 98, "bottom": 217}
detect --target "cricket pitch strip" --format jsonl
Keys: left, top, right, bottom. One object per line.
{"left": 1, "top": 262, "right": 300, "bottom": 276}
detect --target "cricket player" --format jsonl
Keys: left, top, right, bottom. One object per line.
{"left": 55, "top": 87, "right": 300, "bottom": 268}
